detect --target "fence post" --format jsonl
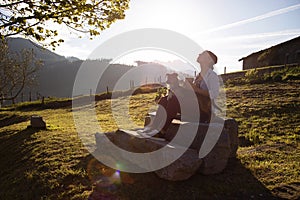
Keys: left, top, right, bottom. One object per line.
{"left": 0, "top": 95, "right": 2, "bottom": 108}
{"left": 130, "top": 80, "right": 135, "bottom": 89}
{"left": 10, "top": 91, "right": 15, "bottom": 104}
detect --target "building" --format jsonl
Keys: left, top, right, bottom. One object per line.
{"left": 239, "top": 36, "right": 300, "bottom": 70}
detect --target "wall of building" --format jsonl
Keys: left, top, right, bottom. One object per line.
{"left": 241, "top": 36, "right": 300, "bottom": 70}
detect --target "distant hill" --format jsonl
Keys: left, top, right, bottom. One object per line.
{"left": 66, "top": 56, "right": 81, "bottom": 62}
{"left": 154, "top": 59, "right": 197, "bottom": 77}
{"left": 6, "top": 37, "right": 169, "bottom": 100}
{"left": 39, "top": 59, "right": 168, "bottom": 98}
{"left": 6, "top": 37, "right": 67, "bottom": 64}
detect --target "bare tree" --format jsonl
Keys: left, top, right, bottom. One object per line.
{"left": 0, "top": 40, "right": 43, "bottom": 103}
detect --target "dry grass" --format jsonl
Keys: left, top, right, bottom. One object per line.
{"left": 0, "top": 80, "right": 299, "bottom": 199}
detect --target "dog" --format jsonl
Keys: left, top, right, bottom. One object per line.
{"left": 165, "top": 73, "right": 212, "bottom": 123}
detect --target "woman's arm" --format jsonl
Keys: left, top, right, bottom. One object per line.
{"left": 191, "top": 84, "right": 210, "bottom": 97}
{"left": 206, "top": 72, "right": 220, "bottom": 99}
{"left": 190, "top": 71, "right": 220, "bottom": 99}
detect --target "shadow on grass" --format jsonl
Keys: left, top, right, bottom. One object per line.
{"left": 80, "top": 153, "right": 281, "bottom": 200}
{"left": 0, "top": 127, "right": 48, "bottom": 200}
{"left": 0, "top": 113, "right": 29, "bottom": 128}
{"left": 242, "top": 103, "right": 300, "bottom": 118}
{"left": 0, "top": 125, "right": 284, "bottom": 200}
{"left": 15, "top": 99, "right": 72, "bottom": 111}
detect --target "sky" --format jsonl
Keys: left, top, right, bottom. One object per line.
{"left": 53, "top": 0, "right": 300, "bottom": 74}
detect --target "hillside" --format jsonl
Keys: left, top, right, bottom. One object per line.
{"left": 6, "top": 37, "right": 66, "bottom": 64}
{"left": 6, "top": 38, "right": 169, "bottom": 100}
{"left": 0, "top": 80, "right": 299, "bottom": 199}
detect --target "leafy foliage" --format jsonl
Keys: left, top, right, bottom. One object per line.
{"left": 155, "top": 86, "right": 167, "bottom": 101}
{"left": 225, "top": 65, "right": 300, "bottom": 86}
{"left": 244, "top": 68, "right": 260, "bottom": 83}
{"left": 257, "top": 48, "right": 274, "bottom": 67}
{"left": 0, "top": 0, "right": 130, "bottom": 47}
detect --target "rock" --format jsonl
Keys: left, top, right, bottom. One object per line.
{"left": 94, "top": 115, "right": 239, "bottom": 180}
{"left": 163, "top": 118, "right": 235, "bottom": 175}
{"left": 164, "top": 121, "right": 208, "bottom": 151}
{"left": 155, "top": 148, "right": 202, "bottom": 181}
{"left": 198, "top": 129, "right": 231, "bottom": 175}
{"left": 95, "top": 130, "right": 203, "bottom": 181}
{"left": 224, "top": 118, "right": 239, "bottom": 157}
{"left": 30, "top": 115, "right": 46, "bottom": 129}
{"left": 104, "top": 130, "right": 163, "bottom": 153}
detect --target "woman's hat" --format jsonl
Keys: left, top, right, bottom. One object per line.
{"left": 205, "top": 50, "right": 218, "bottom": 64}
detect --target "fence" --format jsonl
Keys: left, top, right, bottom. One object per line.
{"left": 220, "top": 63, "right": 299, "bottom": 82}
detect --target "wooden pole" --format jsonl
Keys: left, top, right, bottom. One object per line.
{"left": 11, "top": 91, "right": 14, "bottom": 104}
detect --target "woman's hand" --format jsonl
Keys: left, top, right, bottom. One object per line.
{"left": 191, "top": 83, "right": 210, "bottom": 98}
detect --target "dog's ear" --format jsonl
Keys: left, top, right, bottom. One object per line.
{"left": 166, "top": 73, "right": 179, "bottom": 84}
{"left": 166, "top": 73, "right": 178, "bottom": 78}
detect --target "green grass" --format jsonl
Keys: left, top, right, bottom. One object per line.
{"left": 225, "top": 65, "right": 300, "bottom": 86}
{"left": 0, "top": 80, "right": 299, "bottom": 199}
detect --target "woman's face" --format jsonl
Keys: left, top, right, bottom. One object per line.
{"left": 197, "top": 52, "right": 207, "bottom": 65}
{"left": 197, "top": 51, "right": 214, "bottom": 68}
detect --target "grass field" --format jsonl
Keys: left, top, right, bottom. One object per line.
{"left": 0, "top": 80, "right": 299, "bottom": 200}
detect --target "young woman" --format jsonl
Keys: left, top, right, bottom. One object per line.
{"left": 139, "top": 50, "right": 220, "bottom": 137}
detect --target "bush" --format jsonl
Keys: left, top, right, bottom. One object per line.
{"left": 244, "top": 69, "right": 264, "bottom": 84}
{"left": 225, "top": 65, "right": 300, "bottom": 86}
{"left": 155, "top": 87, "right": 167, "bottom": 101}
{"left": 263, "top": 74, "right": 273, "bottom": 82}
{"left": 272, "top": 72, "right": 283, "bottom": 81}
{"left": 224, "top": 76, "right": 248, "bottom": 86}
{"left": 269, "top": 66, "right": 300, "bottom": 82}
{"left": 282, "top": 73, "right": 300, "bottom": 81}
{"left": 246, "top": 128, "right": 261, "bottom": 145}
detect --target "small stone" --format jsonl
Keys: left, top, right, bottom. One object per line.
{"left": 30, "top": 115, "right": 46, "bottom": 129}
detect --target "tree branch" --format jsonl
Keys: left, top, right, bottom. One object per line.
{"left": 0, "top": 1, "right": 26, "bottom": 8}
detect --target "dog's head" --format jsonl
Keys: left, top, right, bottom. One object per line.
{"left": 166, "top": 73, "right": 179, "bottom": 88}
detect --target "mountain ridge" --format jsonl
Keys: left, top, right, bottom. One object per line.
{"left": 6, "top": 37, "right": 68, "bottom": 63}
{"left": 5, "top": 37, "right": 169, "bottom": 100}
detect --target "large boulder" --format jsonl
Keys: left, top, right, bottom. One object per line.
{"left": 154, "top": 147, "right": 202, "bottom": 181}
{"left": 224, "top": 118, "right": 239, "bottom": 157}
{"left": 198, "top": 127, "right": 231, "bottom": 175}
{"left": 146, "top": 113, "right": 238, "bottom": 157}
{"left": 164, "top": 119, "right": 232, "bottom": 175}
{"left": 94, "top": 117, "right": 238, "bottom": 180}
{"left": 95, "top": 130, "right": 202, "bottom": 181}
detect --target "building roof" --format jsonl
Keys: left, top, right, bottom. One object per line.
{"left": 238, "top": 35, "right": 300, "bottom": 61}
